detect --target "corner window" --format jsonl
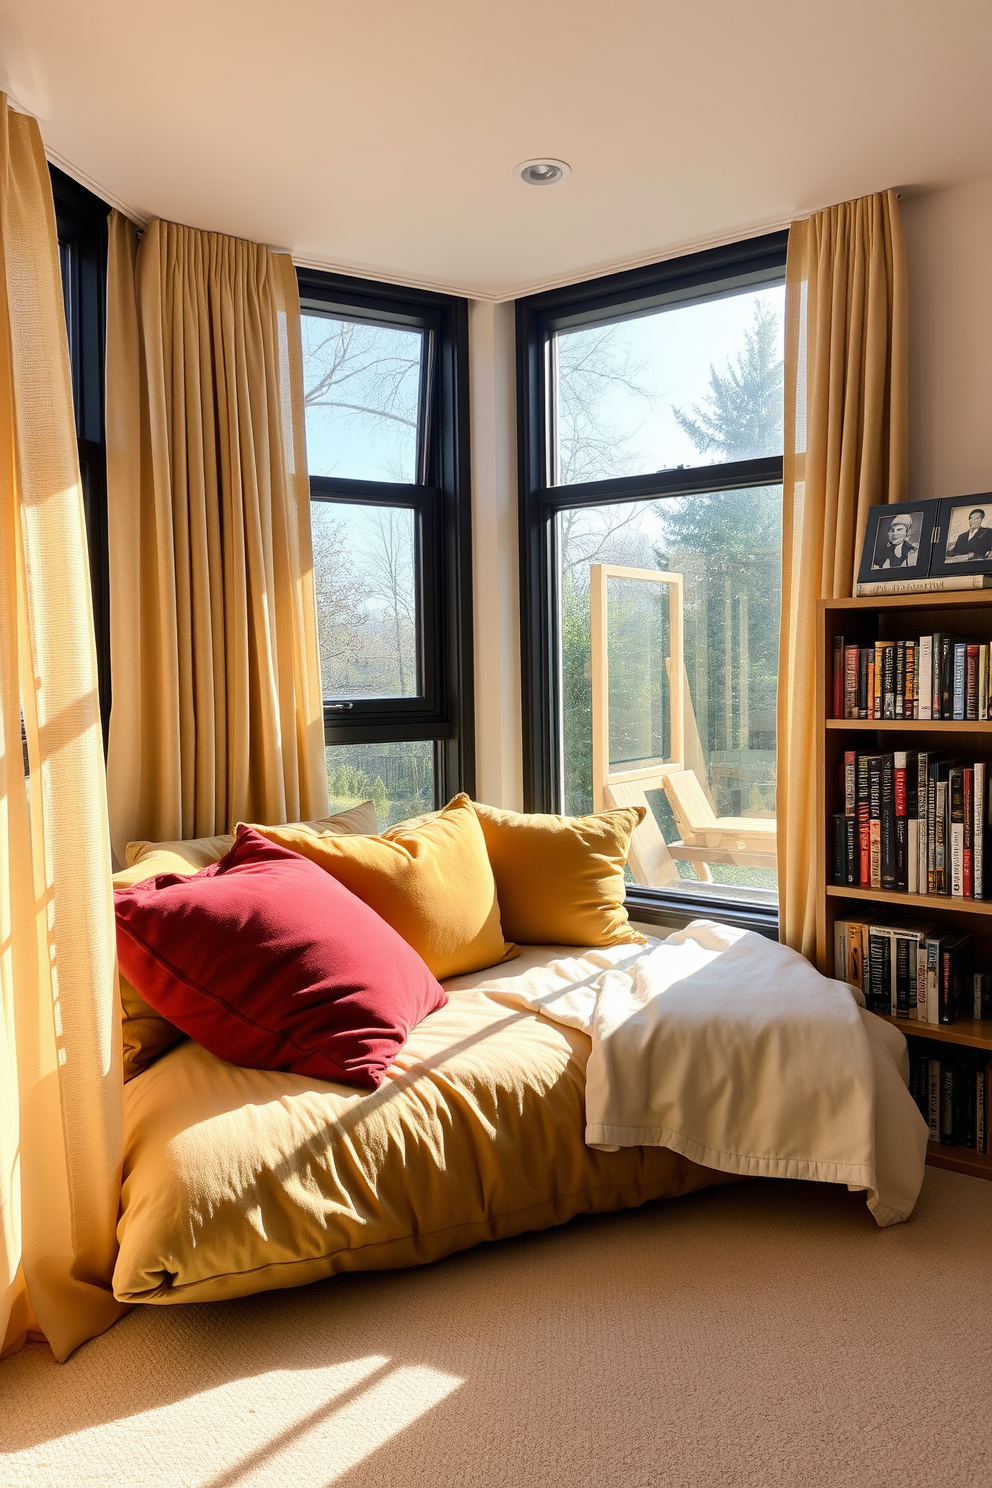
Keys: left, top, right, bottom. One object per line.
{"left": 517, "top": 235, "right": 787, "bottom": 932}
{"left": 298, "top": 272, "right": 472, "bottom": 826}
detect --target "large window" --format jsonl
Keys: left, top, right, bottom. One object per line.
{"left": 51, "top": 165, "right": 111, "bottom": 737}
{"left": 297, "top": 271, "right": 472, "bottom": 827}
{"left": 517, "top": 234, "right": 788, "bottom": 932}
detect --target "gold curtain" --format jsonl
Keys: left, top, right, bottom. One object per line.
{"left": 0, "top": 100, "right": 125, "bottom": 1361}
{"left": 105, "top": 214, "right": 327, "bottom": 863}
{"left": 778, "top": 190, "right": 908, "bottom": 957}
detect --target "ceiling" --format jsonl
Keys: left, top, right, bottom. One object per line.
{"left": 2, "top": 0, "right": 991, "bottom": 300}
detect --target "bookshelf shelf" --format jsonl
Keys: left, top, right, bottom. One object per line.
{"left": 826, "top": 719, "right": 992, "bottom": 732}
{"left": 925, "top": 1143, "right": 992, "bottom": 1180}
{"left": 826, "top": 885, "right": 992, "bottom": 917}
{"left": 879, "top": 1013, "right": 992, "bottom": 1053}
{"left": 817, "top": 594, "right": 992, "bottom": 1179}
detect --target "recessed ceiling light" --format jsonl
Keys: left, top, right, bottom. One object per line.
{"left": 513, "top": 158, "right": 571, "bottom": 186}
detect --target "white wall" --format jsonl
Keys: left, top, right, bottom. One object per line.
{"left": 468, "top": 300, "right": 523, "bottom": 810}
{"left": 903, "top": 176, "right": 992, "bottom": 502}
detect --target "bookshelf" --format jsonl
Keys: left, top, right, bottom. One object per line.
{"left": 816, "top": 591, "right": 992, "bottom": 1182}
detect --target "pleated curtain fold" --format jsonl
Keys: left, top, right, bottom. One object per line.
{"left": 106, "top": 214, "right": 327, "bottom": 863}
{"left": 0, "top": 99, "right": 125, "bottom": 1361}
{"left": 778, "top": 190, "right": 908, "bottom": 957}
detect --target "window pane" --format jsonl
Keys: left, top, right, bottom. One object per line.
{"left": 312, "top": 502, "right": 418, "bottom": 699}
{"left": 326, "top": 740, "right": 434, "bottom": 829}
{"left": 559, "top": 487, "right": 781, "bottom": 907}
{"left": 553, "top": 284, "right": 784, "bottom": 486}
{"left": 302, "top": 313, "right": 423, "bottom": 483}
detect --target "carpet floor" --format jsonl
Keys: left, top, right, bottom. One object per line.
{"left": 3, "top": 1168, "right": 992, "bottom": 1487}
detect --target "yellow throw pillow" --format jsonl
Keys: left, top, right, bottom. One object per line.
{"left": 471, "top": 800, "right": 646, "bottom": 947}
{"left": 116, "top": 801, "right": 380, "bottom": 1081}
{"left": 251, "top": 794, "right": 517, "bottom": 981}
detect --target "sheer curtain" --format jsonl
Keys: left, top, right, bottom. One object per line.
{"left": 778, "top": 190, "right": 908, "bottom": 957}
{"left": 0, "top": 99, "right": 125, "bottom": 1361}
{"left": 105, "top": 213, "right": 327, "bottom": 863}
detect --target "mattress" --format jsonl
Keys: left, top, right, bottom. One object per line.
{"left": 113, "top": 946, "right": 728, "bottom": 1305}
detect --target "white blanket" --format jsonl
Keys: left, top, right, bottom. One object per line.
{"left": 444, "top": 922, "right": 929, "bottom": 1226}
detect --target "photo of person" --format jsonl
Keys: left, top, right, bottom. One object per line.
{"left": 943, "top": 503, "right": 992, "bottom": 563}
{"left": 871, "top": 511, "right": 921, "bottom": 571}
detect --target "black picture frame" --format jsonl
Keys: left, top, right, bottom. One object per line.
{"left": 855, "top": 500, "right": 940, "bottom": 587}
{"left": 930, "top": 493, "right": 992, "bottom": 577}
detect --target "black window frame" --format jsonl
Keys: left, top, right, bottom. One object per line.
{"left": 516, "top": 231, "right": 789, "bottom": 936}
{"left": 296, "top": 268, "right": 474, "bottom": 807}
{"left": 50, "top": 164, "right": 111, "bottom": 738}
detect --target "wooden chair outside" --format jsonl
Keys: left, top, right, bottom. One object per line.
{"left": 589, "top": 563, "right": 777, "bottom": 886}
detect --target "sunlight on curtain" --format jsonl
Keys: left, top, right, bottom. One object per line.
{"left": 778, "top": 190, "right": 908, "bottom": 957}
{"left": 0, "top": 98, "right": 125, "bottom": 1361}
{"left": 105, "top": 214, "right": 327, "bottom": 863}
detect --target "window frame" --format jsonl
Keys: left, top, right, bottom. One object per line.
{"left": 296, "top": 268, "right": 474, "bottom": 806}
{"left": 50, "top": 164, "right": 111, "bottom": 738}
{"left": 516, "top": 231, "right": 789, "bottom": 935}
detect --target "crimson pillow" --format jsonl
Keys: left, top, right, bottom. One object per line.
{"left": 113, "top": 824, "right": 447, "bottom": 1089}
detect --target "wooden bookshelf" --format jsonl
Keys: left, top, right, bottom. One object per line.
{"left": 816, "top": 593, "right": 992, "bottom": 1181}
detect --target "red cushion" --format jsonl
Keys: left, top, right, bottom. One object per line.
{"left": 113, "top": 824, "right": 447, "bottom": 1089}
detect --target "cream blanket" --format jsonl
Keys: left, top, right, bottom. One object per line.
{"left": 444, "top": 922, "right": 929, "bottom": 1226}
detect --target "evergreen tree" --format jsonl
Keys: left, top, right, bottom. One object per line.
{"left": 670, "top": 299, "right": 783, "bottom": 462}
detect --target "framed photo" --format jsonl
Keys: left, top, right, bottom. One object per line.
{"left": 930, "top": 494, "right": 992, "bottom": 576}
{"left": 856, "top": 500, "right": 939, "bottom": 587}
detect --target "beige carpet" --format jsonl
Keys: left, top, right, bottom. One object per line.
{"left": 4, "top": 1169, "right": 992, "bottom": 1487}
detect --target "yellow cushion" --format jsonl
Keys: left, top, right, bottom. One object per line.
{"left": 114, "top": 801, "right": 380, "bottom": 1082}
{"left": 113, "top": 975, "right": 726, "bottom": 1305}
{"left": 252, "top": 794, "right": 517, "bottom": 981}
{"left": 471, "top": 800, "right": 646, "bottom": 946}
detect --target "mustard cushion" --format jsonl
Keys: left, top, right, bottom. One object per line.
{"left": 252, "top": 794, "right": 517, "bottom": 981}
{"left": 471, "top": 800, "right": 647, "bottom": 946}
{"left": 114, "top": 802, "right": 379, "bottom": 1082}
{"left": 113, "top": 965, "right": 726, "bottom": 1306}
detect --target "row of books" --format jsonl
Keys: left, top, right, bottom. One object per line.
{"left": 908, "top": 1048, "right": 991, "bottom": 1151}
{"left": 833, "top": 917, "right": 990, "bottom": 1024}
{"left": 831, "top": 633, "right": 992, "bottom": 720}
{"left": 831, "top": 751, "right": 990, "bottom": 897}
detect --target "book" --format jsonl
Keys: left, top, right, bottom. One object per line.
{"left": 894, "top": 751, "right": 910, "bottom": 893}
{"left": 858, "top": 646, "right": 870, "bottom": 718}
{"left": 880, "top": 753, "right": 896, "bottom": 891}
{"left": 856, "top": 575, "right": 992, "bottom": 596}
{"left": 949, "top": 766, "right": 965, "bottom": 896}
{"left": 975, "top": 760, "right": 986, "bottom": 898}
{"left": 918, "top": 634, "right": 933, "bottom": 718}
{"left": 939, "top": 930, "right": 971, "bottom": 1024}
{"left": 966, "top": 642, "right": 980, "bottom": 720}
{"left": 953, "top": 641, "right": 967, "bottom": 719}
{"left": 928, "top": 1057, "right": 941, "bottom": 1141}
{"left": 844, "top": 645, "right": 859, "bottom": 719}
{"left": 857, "top": 752, "right": 871, "bottom": 886}
{"left": 973, "top": 971, "right": 992, "bottom": 1021}
{"left": 866, "top": 926, "right": 892, "bottom": 1015}
{"left": 832, "top": 812, "right": 847, "bottom": 886}
{"left": 963, "top": 766, "right": 974, "bottom": 898}
{"left": 832, "top": 635, "right": 844, "bottom": 719}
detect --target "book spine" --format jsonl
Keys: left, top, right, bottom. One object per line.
{"left": 895, "top": 638, "right": 905, "bottom": 719}
{"left": 894, "top": 751, "right": 908, "bottom": 892}
{"left": 982, "top": 644, "right": 990, "bottom": 721}
{"left": 978, "top": 1068, "right": 986, "bottom": 1155}
{"left": 907, "top": 816, "right": 919, "bottom": 895}
{"left": 917, "top": 752, "right": 929, "bottom": 893}
{"left": 932, "top": 634, "right": 943, "bottom": 720}
{"left": 867, "top": 930, "right": 891, "bottom": 1015}
{"left": 834, "top": 921, "right": 848, "bottom": 983}
{"left": 966, "top": 643, "right": 980, "bottom": 720}
{"left": 950, "top": 767, "right": 965, "bottom": 897}
{"left": 832, "top": 812, "right": 847, "bottom": 885}
{"left": 844, "top": 645, "right": 859, "bottom": 719}
{"left": 882, "top": 644, "right": 896, "bottom": 720}
{"left": 832, "top": 635, "right": 845, "bottom": 719}
{"left": 941, "top": 1065, "right": 954, "bottom": 1143}
{"left": 928, "top": 1057, "right": 941, "bottom": 1141}
{"left": 953, "top": 641, "right": 966, "bottom": 720}
{"left": 857, "top": 753, "right": 871, "bottom": 886}
{"left": 926, "top": 938, "right": 940, "bottom": 1026}
{"left": 880, "top": 754, "right": 896, "bottom": 891}
{"left": 895, "top": 936, "right": 912, "bottom": 1018}
{"left": 973, "top": 970, "right": 986, "bottom": 1020}
{"left": 941, "top": 636, "right": 954, "bottom": 720}
{"left": 963, "top": 766, "right": 974, "bottom": 898}
{"left": 940, "top": 946, "right": 958, "bottom": 1024}
{"left": 916, "top": 937, "right": 927, "bottom": 1020}
{"left": 848, "top": 923, "right": 866, "bottom": 994}
{"left": 873, "top": 642, "right": 883, "bottom": 721}
{"left": 935, "top": 779, "right": 947, "bottom": 895}
{"left": 856, "top": 575, "right": 992, "bottom": 594}
{"left": 904, "top": 639, "right": 916, "bottom": 720}
{"left": 858, "top": 646, "right": 870, "bottom": 719}
{"left": 868, "top": 756, "right": 883, "bottom": 890}
{"left": 918, "top": 635, "right": 932, "bottom": 719}
{"left": 975, "top": 760, "right": 985, "bottom": 899}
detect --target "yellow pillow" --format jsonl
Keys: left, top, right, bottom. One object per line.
{"left": 251, "top": 794, "right": 517, "bottom": 981}
{"left": 471, "top": 800, "right": 646, "bottom": 946}
{"left": 116, "top": 801, "right": 380, "bottom": 1081}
